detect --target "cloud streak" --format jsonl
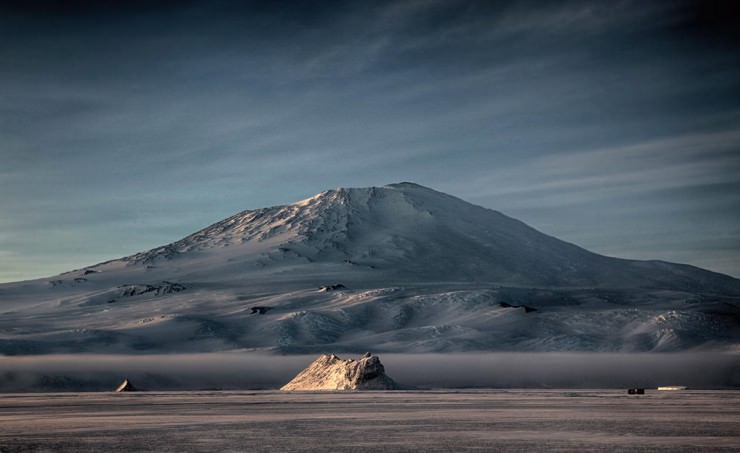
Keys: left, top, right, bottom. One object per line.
{"left": 458, "top": 129, "right": 740, "bottom": 206}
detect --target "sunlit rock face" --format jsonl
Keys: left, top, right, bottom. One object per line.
{"left": 281, "top": 353, "right": 399, "bottom": 391}
{"left": 115, "top": 378, "right": 137, "bottom": 392}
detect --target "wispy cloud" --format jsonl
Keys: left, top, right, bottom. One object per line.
{"left": 457, "top": 129, "right": 740, "bottom": 208}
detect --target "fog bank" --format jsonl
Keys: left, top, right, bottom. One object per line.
{"left": 1, "top": 352, "right": 738, "bottom": 392}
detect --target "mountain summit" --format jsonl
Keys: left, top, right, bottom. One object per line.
{"left": 1, "top": 183, "right": 739, "bottom": 354}
{"left": 117, "top": 182, "right": 736, "bottom": 292}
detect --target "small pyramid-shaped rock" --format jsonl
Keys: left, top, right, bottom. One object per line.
{"left": 115, "top": 378, "right": 137, "bottom": 392}
{"left": 281, "top": 353, "right": 399, "bottom": 391}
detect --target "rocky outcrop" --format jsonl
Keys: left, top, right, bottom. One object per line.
{"left": 115, "top": 378, "right": 137, "bottom": 392}
{"left": 119, "top": 281, "right": 186, "bottom": 297}
{"left": 281, "top": 352, "right": 399, "bottom": 391}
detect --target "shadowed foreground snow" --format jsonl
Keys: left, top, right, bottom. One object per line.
{"left": 1, "top": 390, "right": 738, "bottom": 452}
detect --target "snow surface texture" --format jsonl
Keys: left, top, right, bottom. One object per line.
{"left": 2, "top": 390, "right": 739, "bottom": 452}
{"left": 1, "top": 182, "right": 739, "bottom": 354}
{"left": 281, "top": 353, "right": 399, "bottom": 391}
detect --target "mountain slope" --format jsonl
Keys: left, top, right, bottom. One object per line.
{"left": 97, "top": 182, "right": 740, "bottom": 291}
{"left": 1, "top": 182, "right": 738, "bottom": 355}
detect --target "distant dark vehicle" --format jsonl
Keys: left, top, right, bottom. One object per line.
{"left": 251, "top": 306, "right": 272, "bottom": 315}
{"left": 627, "top": 388, "right": 645, "bottom": 395}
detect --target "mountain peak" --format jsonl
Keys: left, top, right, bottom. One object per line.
{"left": 108, "top": 183, "right": 740, "bottom": 294}
{"left": 384, "top": 181, "right": 432, "bottom": 190}
{"left": 299, "top": 182, "right": 439, "bottom": 203}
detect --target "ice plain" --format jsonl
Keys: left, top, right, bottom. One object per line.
{"left": 1, "top": 389, "right": 739, "bottom": 452}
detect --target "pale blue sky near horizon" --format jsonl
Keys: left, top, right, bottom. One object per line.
{"left": 1, "top": 0, "right": 739, "bottom": 282}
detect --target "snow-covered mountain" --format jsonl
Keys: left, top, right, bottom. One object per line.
{"left": 1, "top": 182, "right": 739, "bottom": 354}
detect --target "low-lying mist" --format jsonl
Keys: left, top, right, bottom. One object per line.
{"left": 1, "top": 352, "right": 738, "bottom": 392}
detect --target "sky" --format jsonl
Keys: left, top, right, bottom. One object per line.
{"left": 1, "top": 0, "right": 739, "bottom": 283}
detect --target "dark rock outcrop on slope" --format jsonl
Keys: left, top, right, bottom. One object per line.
{"left": 319, "top": 284, "right": 346, "bottom": 292}
{"left": 500, "top": 302, "right": 537, "bottom": 313}
{"left": 281, "top": 352, "right": 399, "bottom": 391}
{"left": 119, "top": 281, "right": 186, "bottom": 297}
